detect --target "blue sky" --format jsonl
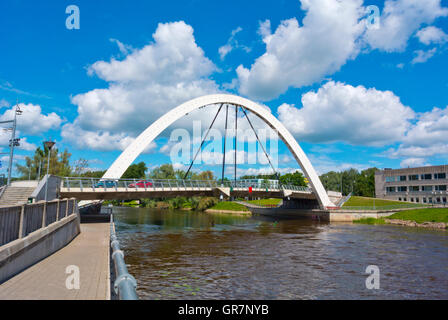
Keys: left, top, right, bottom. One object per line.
{"left": 0, "top": 0, "right": 447, "bottom": 178}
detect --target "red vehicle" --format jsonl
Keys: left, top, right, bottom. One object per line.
{"left": 128, "top": 180, "right": 153, "bottom": 188}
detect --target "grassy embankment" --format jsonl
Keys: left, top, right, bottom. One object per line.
{"left": 246, "top": 198, "right": 282, "bottom": 206}
{"left": 208, "top": 201, "right": 249, "bottom": 212}
{"left": 343, "top": 196, "right": 425, "bottom": 210}
{"left": 354, "top": 208, "right": 448, "bottom": 226}
{"left": 208, "top": 198, "right": 282, "bottom": 212}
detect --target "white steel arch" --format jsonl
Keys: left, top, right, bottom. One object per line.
{"left": 103, "top": 94, "right": 335, "bottom": 208}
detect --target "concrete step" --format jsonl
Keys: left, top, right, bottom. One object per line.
{"left": 0, "top": 186, "right": 36, "bottom": 206}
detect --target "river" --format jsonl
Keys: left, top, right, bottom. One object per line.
{"left": 113, "top": 207, "right": 448, "bottom": 300}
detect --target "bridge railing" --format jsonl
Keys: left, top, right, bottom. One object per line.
{"left": 61, "top": 177, "right": 311, "bottom": 193}
{"left": 0, "top": 198, "right": 78, "bottom": 247}
{"left": 62, "top": 177, "right": 221, "bottom": 191}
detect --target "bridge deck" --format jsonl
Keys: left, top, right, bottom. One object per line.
{"left": 60, "top": 187, "right": 315, "bottom": 201}
{"left": 0, "top": 223, "right": 110, "bottom": 300}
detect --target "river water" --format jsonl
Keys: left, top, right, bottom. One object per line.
{"left": 113, "top": 207, "right": 448, "bottom": 300}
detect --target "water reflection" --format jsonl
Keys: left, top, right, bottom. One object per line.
{"left": 113, "top": 207, "right": 448, "bottom": 300}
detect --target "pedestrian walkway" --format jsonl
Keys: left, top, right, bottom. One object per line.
{"left": 0, "top": 223, "right": 110, "bottom": 300}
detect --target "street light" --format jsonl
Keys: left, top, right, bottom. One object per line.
{"left": 44, "top": 140, "right": 56, "bottom": 202}
{"left": 1, "top": 103, "right": 23, "bottom": 186}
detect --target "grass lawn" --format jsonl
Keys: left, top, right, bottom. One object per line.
{"left": 246, "top": 198, "right": 282, "bottom": 206}
{"left": 387, "top": 208, "right": 448, "bottom": 223}
{"left": 343, "top": 196, "right": 425, "bottom": 209}
{"left": 354, "top": 208, "right": 448, "bottom": 225}
{"left": 209, "top": 201, "right": 249, "bottom": 212}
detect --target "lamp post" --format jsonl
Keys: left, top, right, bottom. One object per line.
{"left": 44, "top": 141, "right": 56, "bottom": 202}
{"left": 2, "top": 103, "right": 23, "bottom": 186}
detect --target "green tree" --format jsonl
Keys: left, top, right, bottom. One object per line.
{"left": 354, "top": 168, "right": 377, "bottom": 197}
{"left": 150, "top": 164, "right": 176, "bottom": 179}
{"left": 279, "top": 171, "right": 306, "bottom": 186}
{"left": 81, "top": 170, "right": 106, "bottom": 178}
{"left": 73, "top": 158, "right": 89, "bottom": 176}
{"left": 319, "top": 167, "right": 377, "bottom": 196}
{"left": 122, "top": 162, "right": 147, "bottom": 179}
{"left": 319, "top": 171, "right": 341, "bottom": 192}
{"left": 192, "top": 170, "right": 215, "bottom": 181}
{"left": 16, "top": 144, "right": 71, "bottom": 179}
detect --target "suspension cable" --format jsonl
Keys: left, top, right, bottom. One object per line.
{"left": 184, "top": 104, "right": 223, "bottom": 179}
{"left": 221, "top": 105, "right": 229, "bottom": 185}
{"left": 240, "top": 106, "right": 278, "bottom": 177}
{"left": 234, "top": 105, "right": 238, "bottom": 183}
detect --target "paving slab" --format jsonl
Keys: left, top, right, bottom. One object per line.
{"left": 0, "top": 223, "right": 110, "bottom": 300}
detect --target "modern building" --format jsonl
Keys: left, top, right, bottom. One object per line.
{"left": 375, "top": 165, "right": 448, "bottom": 204}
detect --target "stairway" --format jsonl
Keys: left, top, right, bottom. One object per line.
{"left": 0, "top": 186, "right": 36, "bottom": 207}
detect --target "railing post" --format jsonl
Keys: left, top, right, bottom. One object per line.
{"left": 42, "top": 202, "right": 47, "bottom": 228}
{"left": 66, "top": 177, "right": 70, "bottom": 192}
{"left": 80, "top": 179, "right": 83, "bottom": 192}
{"left": 66, "top": 199, "right": 69, "bottom": 217}
{"left": 56, "top": 199, "right": 60, "bottom": 221}
{"left": 18, "top": 204, "right": 25, "bottom": 239}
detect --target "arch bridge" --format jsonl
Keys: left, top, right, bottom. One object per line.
{"left": 60, "top": 94, "right": 336, "bottom": 209}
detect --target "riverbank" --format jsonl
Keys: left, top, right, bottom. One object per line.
{"left": 354, "top": 208, "right": 448, "bottom": 230}
{"left": 205, "top": 209, "right": 251, "bottom": 215}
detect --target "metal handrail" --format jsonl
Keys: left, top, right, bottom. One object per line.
{"left": 61, "top": 177, "right": 312, "bottom": 193}
{"left": 110, "top": 215, "right": 138, "bottom": 300}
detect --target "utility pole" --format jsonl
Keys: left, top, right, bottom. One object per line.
{"left": 1, "top": 102, "right": 22, "bottom": 186}
{"left": 44, "top": 141, "right": 56, "bottom": 202}
{"left": 37, "top": 159, "right": 42, "bottom": 181}
{"left": 340, "top": 172, "right": 343, "bottom": 195}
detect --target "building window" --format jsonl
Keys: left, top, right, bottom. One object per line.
{"left": 398, "top": 197, "right": 402, "bottom": 201}
{"left": 403, "top": 197, "right": 407, "bottom": 202}
{"left": 435, "top": 185, "right": 447, "bottom": 191}
{"left": 410, "top": 198, "right": 414, "bottom": 202}
{"left": 422, "top": 186, "right": 433, "bottom": 192}
{"left": 429, "top": 197, "right": 433, "bottom": 203}
{"left": 386, "top": 187, "right": 396, "bottom": 193}
{"left": 435, "top": 173, "right": 446, "bottom": 180}
{"left": 423, "top": 198, "right": 427, "bottom": 203}
{"left": 421, "top": 174, "right": 432, "bottom": 180}
{"left": 409, "top": 174, "right": 419, "bottom": 181}
{"left": 410, "top": 186, "right": 419, "bottom": 192}
{"left": 443, "top": 197, "right": 447, "bottom": 204}
{"left": 416, "top": 198, "right": 420, "bottom": 203}
{"left": 399, "top": 175, "right": 407, "bottom": 181}
{"left": 386, "top": 176, "right": 396, "bottom": 182}
{"left": 398, "top": 186, "right": 407, "bottom": 192}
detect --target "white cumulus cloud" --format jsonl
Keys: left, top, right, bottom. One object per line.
{"left": 0, "top": 103, "right": 62, "bottom": 135}
{"left": 364, "top": 0, "right": 448, "bottom": 52}
{"left": 411, "top": 48, "right": 437, "bottom": 64}
{"left": 237, "top": 0, "right": 365, "bottom": 101}
{"left": 416, "top": 26, "right": 448, "bottom": 45}
{"left": 63, "top": 21, "right": 221, "bottom": 151}
{"left": 277, "top": 81, "right": 415, "bottom": 146}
